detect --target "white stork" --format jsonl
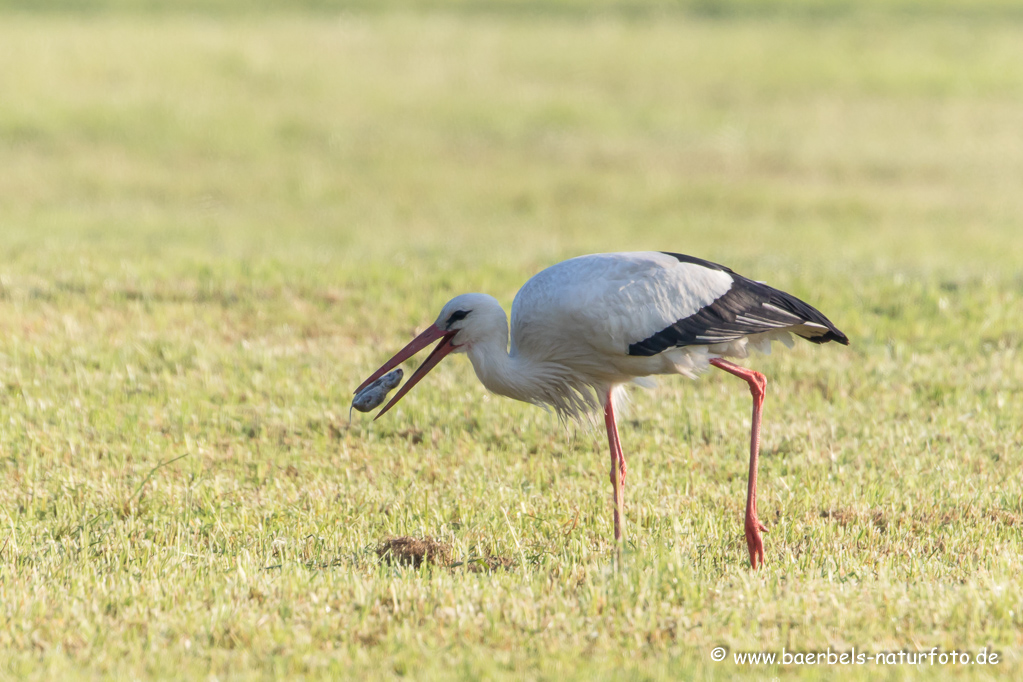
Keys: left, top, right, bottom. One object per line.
{"left": 356, "top": 251, "right": 848, "bottom": 568}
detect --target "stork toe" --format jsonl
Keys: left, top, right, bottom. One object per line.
{"left": 745, "top": 513, "right": 767, "bottom": 569}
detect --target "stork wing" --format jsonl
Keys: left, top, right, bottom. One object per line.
{"left": 511, "top": 252, "right": 847, "bottom": 363}
{"left": 628, "top": 253, "right": 849, "bottom": 356}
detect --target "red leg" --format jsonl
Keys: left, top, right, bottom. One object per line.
{"left": 604, "top": 391, "right": 626, "bottom": 543}
{"left": 710, "top": 357, "right": 769, "bottom": 569}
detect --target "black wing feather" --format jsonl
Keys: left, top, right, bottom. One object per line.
{"left": 628, "top": 254, "right": 849, "bottom": 357}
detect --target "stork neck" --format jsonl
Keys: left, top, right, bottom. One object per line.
{"left": 460, "top": 305, "right": 601, "bottom": 420}
{"left": 464, "top": 327, "right": 515, "bottom": 396}
{"left": 463, "top": 324, "right": 544, "bottom": 405}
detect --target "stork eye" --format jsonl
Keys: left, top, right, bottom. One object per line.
{"left": 445, "top": 309, "right": 471, "bottom": 327}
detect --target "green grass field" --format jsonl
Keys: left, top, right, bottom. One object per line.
{"left": 1, "top": 1, "right": 1021, "bottom": 679}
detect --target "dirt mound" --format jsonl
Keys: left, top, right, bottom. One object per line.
{"left": 376, "top": 536, "right": 452, "bottom": 568}
{"left": 376, "top": 536, "right": 515, "bottom": 572}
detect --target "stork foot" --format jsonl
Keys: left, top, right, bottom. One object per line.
{"left": 745, "top": 512, "right": 768, "bottom": 569}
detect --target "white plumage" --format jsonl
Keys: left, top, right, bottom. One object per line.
{"left": 357, "top": 251, "right": 848, "bottom": 568}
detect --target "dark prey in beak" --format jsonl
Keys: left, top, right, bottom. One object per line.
{"left": 350, "top": 368, "right": 403, "bottom": 423}
{"left": 355, "top": 325, "right": 459, "bottom": 420}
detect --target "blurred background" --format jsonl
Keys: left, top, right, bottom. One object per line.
{"left": 5, "top": 0, "right": 1022, "bottom": 276}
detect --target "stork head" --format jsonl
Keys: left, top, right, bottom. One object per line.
{"left": 355, "top": 293, "right": 504, "bottom": 419}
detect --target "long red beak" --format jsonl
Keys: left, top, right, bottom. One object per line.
{"left": 355, "top": 325, "right": 459, "bottom": 420}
